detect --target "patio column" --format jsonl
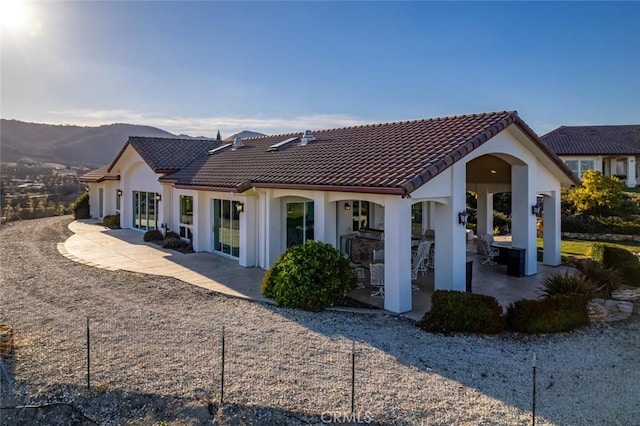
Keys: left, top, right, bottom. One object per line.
{"left": 433, "top": 162, "right": 467, "bottom": 291}
{"left": 626, "top": 156, "right": 637, "bottom": 187}
{"left": 542, "top": 191, "right": 561, "bottom": 266}
{"left": 313, "top": 193, "right": 337, "bottom": 247}
{"left": 383, "top": 196, "right": 412, "bottom": 313}
{"left": 264, "top": 192, "right": 282, "bottom": 267}
{"left": 476, "top": 184, "right": 493, "bottom": 237}
{"left": 239, "top": 196, "right": 257, "bottom": 267}
{"left": 608, "top": 158, "right": 617, "bottom": 178}
{"left": 428, "top": 201, "right": 436, "bottom": 229}
{"left": 511, "top": 164, "right": 537, "bottom": 275}
{"left": 421, "top": 201, "right": 428, "bottom": 231}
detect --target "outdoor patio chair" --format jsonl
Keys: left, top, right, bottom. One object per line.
{"left": 344, "top": 253, "right": 365, "bottom": 288}
{"left": 369, "top": 263, "right": 385, "bottom": 297}
{"left": 411, "top": 240, "right": 431, "bottom": 280}
{"left": 478, "top": 238, "right": 500, "bottom": 265}
{"left": 426, "top": 242, "right": 435, "bottom": 269}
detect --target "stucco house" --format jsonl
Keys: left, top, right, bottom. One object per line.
{"left": 80, "top": 111, "right": 578, "bottom": 314}
{"left": 541, "top": 125, "right": 640, "bottom": 188}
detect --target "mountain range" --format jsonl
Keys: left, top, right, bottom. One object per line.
{"left": 0, "top": 119, "right": 264, "bottom": 167}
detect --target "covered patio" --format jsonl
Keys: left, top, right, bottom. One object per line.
{"left": 348, "top": 237, "right": 572, "bottom": 321}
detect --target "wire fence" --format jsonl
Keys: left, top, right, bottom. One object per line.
{"left": 0, "top": 312, "right": 545, "bottom": 424}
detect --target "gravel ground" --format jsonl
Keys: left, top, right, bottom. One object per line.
{"left": 0, "top": 216, "right": 639, "bottom": 425}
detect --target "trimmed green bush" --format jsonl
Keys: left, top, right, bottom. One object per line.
{"left": 161, "top": 236, "right": 193, "bottom": 253}
{"left": 262, "top": 241, "right": 357, "bottom": 312}
{"left": 162, "top": 236, "right": 183, "bottom": 249}
{"left": 416, "top": 290, "right": 504, "bottom": 334}
{"left": 541, "top": 271, "right": 602, "bottom": 300}
{"left": 505, "top": 296, "right": 589, "bottom": 334}
{"left": 101, "top": 214, "right": 120, "bottom": 229}
{"left": 618, "top": 260, "right": 640, "bottom": 288}
{"left": 164, "top": 231, "right": 180, "bottom": 240}
{"left": 143, "top": 229, "right": 164, "bottom": 242}
{"left": 72, "top": 192, "right": 90, "bottom": 219}
{"left": 572, "top": 259, "right": 623, "bottom": 298}
{"left": 591, "top": 243, "right": 639, "bottom": 269}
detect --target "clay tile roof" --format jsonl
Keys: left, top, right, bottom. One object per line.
{"left": 111, "top": 137, "right": 222, "bottom": 173}
{"left": 541, "top": 125, "right": 640, "bottom": 155}
{"left": 79, "top": 165, "right": 119, "bottom": 183}
{"left": 161, "top": 111, "right": 577, "bottom": 194}
{"left": 80, "top": 137, "right": 222, "bottom": 182}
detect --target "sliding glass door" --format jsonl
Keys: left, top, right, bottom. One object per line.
{"left": 212, "top": 199, "right": 240, "bottom": 258}
{"left": 132, "top": 191, "right": 158, "bottom": 231}
{"left": 286, "top": 201, "right": 314, "bottom": 248}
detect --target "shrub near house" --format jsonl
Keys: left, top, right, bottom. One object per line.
{"left": 590, "top": 243, "right": 640, "bottom": 287}
{"left": 262, "top": 241, "right": 357, "bottom": 312}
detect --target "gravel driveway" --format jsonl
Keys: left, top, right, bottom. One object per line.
{"left": 0, "top": 216, "right": 638, "bottom": 425}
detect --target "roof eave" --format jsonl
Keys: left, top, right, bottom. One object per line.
{"left": 252, "top": 183, "right": 407, "bottom": 196}
{"left": 170, "top": 181, "right": 407, "bottom": 196}
{"left": 79, "top": 175, "right": 120, "bottom": 183}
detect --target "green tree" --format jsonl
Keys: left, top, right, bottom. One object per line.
{"left": 216, "top": 130, "right": 221, "bottom": 141}
{"left": 566, "top": 170, "right": 623, "bottom": 215}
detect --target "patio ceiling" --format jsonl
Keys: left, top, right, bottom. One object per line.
{"left": 466, "top": 154, "right": 512, "bottom": 184}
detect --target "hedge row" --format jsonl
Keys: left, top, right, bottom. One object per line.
{"left": 417, "top": 290, "right": 590, "bottom": 335}
{"left": 562, "top": 214, "right": 640, "bottom": 235}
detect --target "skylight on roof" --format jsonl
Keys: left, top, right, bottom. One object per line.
{"left": 268, "top": 137, "right": 298, "bottom": 152}
{"left": 208, "top": 143, "right": 232, "bottom": 155}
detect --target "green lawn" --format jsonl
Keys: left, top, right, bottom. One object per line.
{"left": 624, "top": 187, "right": 640, "bottom": 194}
{"left": 537, "top": 238, "right": 640, "bottom": 262}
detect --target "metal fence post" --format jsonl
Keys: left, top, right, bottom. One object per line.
{"left": 86, "top": 316, "right": 91, "bottom": 391}
{"left": 351, "top": 340, "right": 356, "bottom": 415}
{"left": 532, "top": 352, "right": 537, "bottom": 426}
{"left": 220, "top": 326, "right": 225, "bottom": 406}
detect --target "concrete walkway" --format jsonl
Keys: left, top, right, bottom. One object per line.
{"left": 59, "top": 220, "right": 272, "bottom": 304}
{"left": 60, "top": 220, "right": 570, "bottom": 321}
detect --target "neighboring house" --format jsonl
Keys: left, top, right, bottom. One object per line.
{"left": 80, "top": 111, "right": 578, "bottom": 314}
{"left": 541, "top": 125, "right": 640, "bottom": 188}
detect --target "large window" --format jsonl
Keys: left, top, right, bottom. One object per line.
{"left": 565, "top": 159, "right": 596, "bottom": 179}
{"left": 179, "top": 195, "right": 193, "bottom": 239}
{"left": 132, "top": 191, "right": 158, "bottom": 231}
{"left": 352, "top": 200, "right": 370, "bottom": 231}
{"left": 213, "top": 199, "right": 240, "bottom": 258}
{"left": 286, "top": 201, "right": 314, "bottom": 247}
{"left": 180, "top": 195, "right": 193, "bottom": 224}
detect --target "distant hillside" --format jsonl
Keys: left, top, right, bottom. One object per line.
{"left": 224, "top": 130, "right": 266, "bottom": 142}
{"left": 0, "top": 119, "right": 179, "bottom": 167}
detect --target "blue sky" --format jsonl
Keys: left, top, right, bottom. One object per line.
{"left": 1, "top": 1, "right": 638, "bottom": 138}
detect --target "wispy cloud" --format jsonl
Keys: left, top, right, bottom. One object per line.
{"left": 46, "top": 109, "right": 368, "bottom": 138}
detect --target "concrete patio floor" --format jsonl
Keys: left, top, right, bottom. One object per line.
{"left": 60, "top": 219, "right": 271, "bottom": 304}
{"left": 60, "top": 220, "right": 570, "bottom": 321}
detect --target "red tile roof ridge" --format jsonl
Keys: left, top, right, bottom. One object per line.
{"left": 239, "top": 110, "right": 517, "bottom": 141}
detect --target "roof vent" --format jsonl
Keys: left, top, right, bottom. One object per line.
{"left": 268, "top": 137, "right": 298, "bottom": 152}
{"left": 300, "top": 129, "right": 315, "bottom": 146}
{"left": 208, "top": 143, "right": 232, "bottom": 155}
{"left": 231, "top": 136, "right": 244, "bottom": 151}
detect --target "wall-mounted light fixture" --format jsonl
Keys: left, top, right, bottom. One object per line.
{"left": 532, "top": 204, "right": 541, "bottom": 216}
{"left": 155, "top": 193, "right": 162, "bottom": 202}
{"left": 458, "top": 210, "right": 469, "bottom": 225}
{"left": 236, "top": 202, "right": 244, "bottom": 213}
{"left": 116, "top": 189, "right": 123, "bottom": 197}
{"left": 344, "top": 202, "right": 351, "bottom": 211}
{"left": 85, "top": 186, "right": 90, "bottom": 192}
